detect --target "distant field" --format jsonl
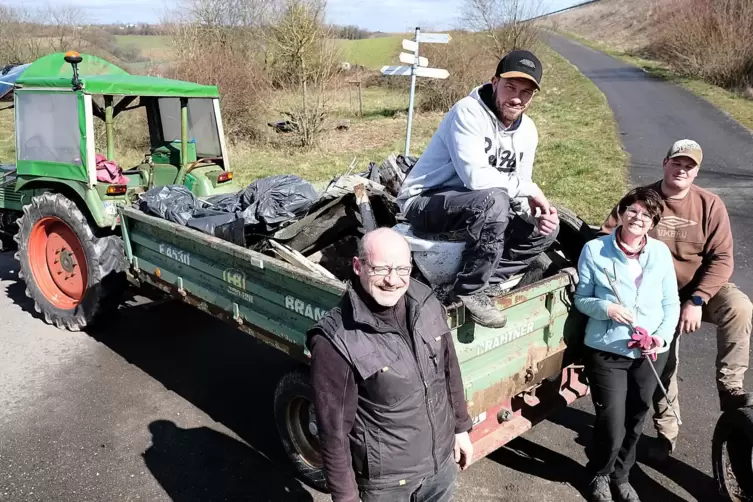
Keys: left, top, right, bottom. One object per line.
{"left": 336, "top": 36, "right": 403, "bottom": 69}
{"left": 113, "top": 34, "right": 401, "bottom": 70}
{"left": 115, "top": 35, "right": 171, "bottom": 50}
{"left": 115, "top": 35, "right": 173, "bottom": 62}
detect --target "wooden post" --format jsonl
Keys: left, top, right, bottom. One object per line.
{"left": 358, "top": 81, "right": 363, "bottom": 118}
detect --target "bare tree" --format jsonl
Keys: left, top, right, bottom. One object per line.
{"left": 164, "top": 0, "right": 274, "bottom": 141}
{"left": 0, "top": 4, "right": 87, "bottom": 65}
{"left": 461, "top": 0, "right": 543, "bottom": 56}
{"left": 267, "top": 0, "right": 342, "bottom": 147}
{"left": 0, "top": 5, "right": 42, "bottom": 63}
{"left": 168, "top": 0, "right": 271, "bottom": 62}
{"left": 44, "top": 4, "right": 87, "bottom": 53}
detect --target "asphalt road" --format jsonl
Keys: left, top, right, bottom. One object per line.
{"left": 1, "top": 36, "right": 752, "bottom": 502}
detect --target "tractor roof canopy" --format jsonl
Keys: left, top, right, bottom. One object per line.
{"left": 16, "top": 52, "right": 219, "bottom": 98}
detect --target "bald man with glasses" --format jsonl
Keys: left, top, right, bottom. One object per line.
{"left": 307, "top": 227, "right": 473, "bottom": 502}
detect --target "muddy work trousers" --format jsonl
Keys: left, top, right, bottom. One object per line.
{"left": 653, "top": 283, "right": 753, "bottom": 445}
{"left": 404, "top": 187, "right": 559, "bottom": 296}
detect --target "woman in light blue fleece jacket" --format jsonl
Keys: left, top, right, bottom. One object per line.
{"left": 574, "top": 187, "right": 680, "bottom": 502}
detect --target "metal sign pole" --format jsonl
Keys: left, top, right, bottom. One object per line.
{"left": 405, "top": 27, "right": 420, "bottom": 157}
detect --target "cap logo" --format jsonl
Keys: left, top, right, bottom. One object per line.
{"left": 519, "top": 58, "right": 536, "bottom": 70}
{"left": 672, "top": 139, "right": 700, "bottom": 153}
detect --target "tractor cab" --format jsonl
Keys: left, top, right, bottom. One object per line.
{"left": 5, "top": 51, "right": 240, "bottom": 228}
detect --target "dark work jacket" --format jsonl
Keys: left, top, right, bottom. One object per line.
{"left": 306, "top": 280, "right": 470, "bottom": 494}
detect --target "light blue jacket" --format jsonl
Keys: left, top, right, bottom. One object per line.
{"left": 574, "top": 232, "right": 680, "bottom": 358}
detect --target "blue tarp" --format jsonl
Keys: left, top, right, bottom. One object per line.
{"left": 0, "top": 63, "right": 30, "bottom": 100}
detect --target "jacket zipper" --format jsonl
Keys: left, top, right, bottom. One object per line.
{"left": 409, "top": 295, "right": 439, "bottom": 474}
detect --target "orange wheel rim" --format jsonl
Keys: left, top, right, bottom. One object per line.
{"left": 28, "top": 217, "right": 88, "bottom": 309}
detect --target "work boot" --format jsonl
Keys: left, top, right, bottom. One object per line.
{"left": 646, "top": 435, "right": 675, "bottom": 463}
{"left": 588, "top": 474, "right": 613, "bottom": 502}
{"left": 513, "top": 253, "right": 552, "bottom": 289}
{"left": 720, "top": 388, "right": 753, "bottom": 411}
{"left": 612, "top": 481, "right": 640, "bottom": 502}
{"left": 457, "top": 293, "right": 507, "bottom": 328}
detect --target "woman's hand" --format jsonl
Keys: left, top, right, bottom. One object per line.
{"left": 640, "top": 336, "right": 663, "bottom": 360}
{"left": 607, "top": 303, "right": 635, "bottom": 325}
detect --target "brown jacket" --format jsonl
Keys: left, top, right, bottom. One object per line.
{"left": 601, "top": 181, "right": 733, "bottom": 302}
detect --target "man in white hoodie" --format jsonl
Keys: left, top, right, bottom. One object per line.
{"left": 397, "top": 49, "right": 559, "bottom": 328}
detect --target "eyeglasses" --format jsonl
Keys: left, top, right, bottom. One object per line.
{"left": 624, "top": 207, "right": 652, "bottom": 221}
{"left": 364, "top": 261, "right": 413, "bottom": 277}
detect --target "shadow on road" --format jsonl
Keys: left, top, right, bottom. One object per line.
{"left": 0, "top": 254, "right": 144, "bottom": 323}
{"left": 0, "top": 254, "right": 37, "bottom": 315}
{"left": 548, "top": 406, "right": 721, "bottom": 501}
{"left": 143, "top": 419, "right": 312, "bottom": 502}
{"left": 490, "top": 435, "right": 593, "bottom": 500}
{"left": 87, "top": 299, "right": 313, "bottom": 497}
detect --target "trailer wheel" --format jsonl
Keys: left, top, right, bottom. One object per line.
{"left": 555, "top": 205, "right": 598, "bottom": 263}
{"left": 13, "top": 192, "right": 127, "bottom": 331}
{"left": 274, "top": 369, "right": 328, "bottom": 492}
{"left": 712, "top": 406, "right": 753, "bottom": 501}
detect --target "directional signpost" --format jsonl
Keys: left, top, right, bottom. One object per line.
{"left": 381, "top": 27, "right": 451, "bottom": 156}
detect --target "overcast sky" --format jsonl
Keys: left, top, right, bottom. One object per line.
{"left": 20, "top": 0, "right": 587, "bottom": 31}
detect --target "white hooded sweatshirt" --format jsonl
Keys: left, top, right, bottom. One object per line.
{"left": 397, "top": 83, "right": 540, "bottom": 220}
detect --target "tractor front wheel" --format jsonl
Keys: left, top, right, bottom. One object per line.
{"left": 14, "top": 192, "right": 127, "bottom": 331}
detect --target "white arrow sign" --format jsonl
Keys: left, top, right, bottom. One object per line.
{"left": 381, "top": 65, "right": 413, "bottom": 76}
{"left": 419, "top": 32, "right": 451, "bottom": 44}
{"left": 381, "top": 65, "right": 449, "bottom": 79}
{"left": 402, "top": 39, "right": 418, "bottom": 52}
{"left": 399, "top": 52, "right": 428, "bottom": 67}
{"left": 395, "top": 27, "right": 452, "bottom": 158}
{"left": 414, "top": 67, "right": 449, "bottom": 79}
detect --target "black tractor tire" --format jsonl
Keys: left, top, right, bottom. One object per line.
{"left": 273, "top": 369, "right": 328, "bottom": 492}
{"left": 712, "top": 406, "right": 753, "bottom": 501}
{"left": 13, "top": 192, "right": 128, "bottom": 331}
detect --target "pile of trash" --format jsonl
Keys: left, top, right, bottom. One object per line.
{"left": 137, "top": 153, "right": 417, "bottom": 281}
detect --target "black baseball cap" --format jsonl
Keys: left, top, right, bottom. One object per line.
{"left": 495, "top": 50, "right": 542, "bottom": 90}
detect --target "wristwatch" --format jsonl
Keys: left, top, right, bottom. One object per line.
{"left": 690, "top": 295, "right": 705, "bottom": 306}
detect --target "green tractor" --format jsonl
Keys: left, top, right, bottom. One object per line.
{"left": 0, "top": 51, "right": 241, "bottom": 331}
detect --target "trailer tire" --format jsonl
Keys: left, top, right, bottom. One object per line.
{"left": 13, "top": 192, "right": 127, "bottom": 331}
{"left": 273, "top": 369, "right": 328, "bottom": 492}
{"left": 712, "top": 406, "right": 753, "bottom": 501}
{"left": 555, "top": 205, "right": 598, "bottom": 263}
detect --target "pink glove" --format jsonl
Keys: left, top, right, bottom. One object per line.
{"left": 626, "top": 326, "right": 661, "bottom": 361}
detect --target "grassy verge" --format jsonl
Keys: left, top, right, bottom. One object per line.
{"left": 553, "top": 30, "right": 753, "bottom": 133}
{"left": 0, "top": 41, "right": 626, "bottom": 225}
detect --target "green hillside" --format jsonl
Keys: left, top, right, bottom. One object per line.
{"left": 337, "top": 36, "right": 403, "bottom": 69}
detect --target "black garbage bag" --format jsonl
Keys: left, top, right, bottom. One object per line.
{"left": 139, "top": 185, "right": 197, "bottom": 226}
{"left": 186, "top": 211, "right": 244, "bottom": 245}
{"left": 205, "top": 192, "right": 243, "bottom": 213}
{"left": 140, "top": 185, "right": 244, "bottom": 244}
{"left": 240, "top": 174, "right": 318, "bottom": 230}
{"left": 396, "top": 154, "right": 418, "bottom": 174}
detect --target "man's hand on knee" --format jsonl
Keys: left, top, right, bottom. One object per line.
{"left": 679, "top": 302, "right": 703, "bottom": 334}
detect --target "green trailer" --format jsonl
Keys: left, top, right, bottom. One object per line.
{"left": 118, "top": 203, "right": 592, "bottom": 491}
{"left": 0, "top": 51, "right": 241, "bottom": 330}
